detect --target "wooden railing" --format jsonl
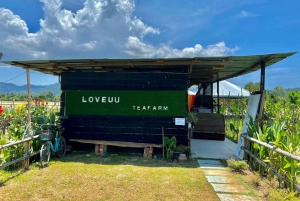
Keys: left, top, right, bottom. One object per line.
{"left": 0, "top": 136, "right": 40, "bottom": 169}
{"left": 0, "top": 123, "right": 40, "bottom": 170}
{"left": 242, "top": 134, "right": 300, "bottom": 191}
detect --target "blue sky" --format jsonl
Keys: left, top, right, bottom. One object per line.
{"left": 0, "top": 0, "right": 299, "bottom": 89}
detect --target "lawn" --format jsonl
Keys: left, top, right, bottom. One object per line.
{"left": 0, "top": 152, "right": 220, "bottom": 201}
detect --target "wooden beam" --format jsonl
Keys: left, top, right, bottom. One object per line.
{"left": 191, "top": 71, "right": 218, "bottom": 75}
{"left": 34, "top": 60, "right": 231, "bottom": 68}
{"left": 69, "top": 139, "right": 163, "bottom": 148}
{"left": 12, "top": 62, "right": 30, "bottom": 68}
{"left": 127, "top": 60, "right": 134, "bottom": 68}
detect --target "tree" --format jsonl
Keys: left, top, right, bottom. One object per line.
{"left": 273, "top": 86, "right": 287, "bottom": 97}
{"left": 244, "top": 82, "right": 260, "bottom": 92}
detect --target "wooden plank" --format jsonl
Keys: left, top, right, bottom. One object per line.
{"left": 54, "top": 60, "right": 231, "bottom": 68}
{"left": 61, "top": 84, "right": 187, "bottom": 91}
{"left": 61, "top": 72, "right": 188, "bottom": 80}
{"left": 61, "top": 79, "right": 188, "bottom": 87}
{"left": 65, "top": 132, "right": 188, "bottom": 145}
{"left": 69, "top": 139, "right": 163, "bottom": 148}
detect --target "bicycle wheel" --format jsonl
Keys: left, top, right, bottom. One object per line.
{"left": 40, "top": 142, "right": 51, "bottom": 168}
{"left": 56, "top": 136, "right": 66, "bottom": 158}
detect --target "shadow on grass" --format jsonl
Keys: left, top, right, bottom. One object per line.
{"left": 0, "top": 150, "right": 199, "bottom": 186}
{"left": 0, "top": 157, "right": 42, "bottom": 187}
{"left": 56, "top": 150, "right": 200, "bottom": 169}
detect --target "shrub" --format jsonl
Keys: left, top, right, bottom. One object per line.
{"left": 227, "top": 158, "right": 248, "bottom": 172}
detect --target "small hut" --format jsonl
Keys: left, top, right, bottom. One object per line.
{"left": 2, "top": 52, "right": 296, "bottom": 149}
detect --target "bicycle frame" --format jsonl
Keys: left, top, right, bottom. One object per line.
{"left": 47, "top": 132, "right": 63, "bottom": 153}
{"left": 40, "top": 124, "right": 66, "bottom": 167}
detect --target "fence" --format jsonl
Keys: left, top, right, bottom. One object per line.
{"left": 0, "top": 136, "right": 40, "bottom": 169}
{"left": 0, "top": 101, "right": 60, "bottom": 109}
{"left": 0, "top": 123, "right": 40, "bottom": 170}
{"left": 242, "top": 134, "right": 300, "bottom": 191}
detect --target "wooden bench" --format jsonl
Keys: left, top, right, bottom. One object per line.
{"left": 69, "top": 139, "right": 163, "bottom": 158}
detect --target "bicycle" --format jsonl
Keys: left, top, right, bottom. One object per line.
{"left": 39, "top": 124, "right": 66, "bottom": 168}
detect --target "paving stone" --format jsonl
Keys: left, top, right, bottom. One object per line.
{"left": 198, "top": 159, "right": 226, "bottom": 169}
{"left": 199, "top": 164, "right": 226, "bottom": 169}
{"left": 205, "top": 176, "right": 237, "bottom": 184}
{"left": 217, "top": 193, "right": 257, "bottom": 201}
{"left": 211, "top": 183, "right": 250, "bottom": 193}
{"left": 202, "top": 169, "right": 231, "bottom": 176}
{"left": 198, "top": 159, "right": 224, "bottom": 165}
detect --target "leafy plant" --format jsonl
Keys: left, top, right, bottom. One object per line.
{"left": 163, "top": 136, "right": 177, "bottom": 159}
{"left": 227, "top": 158, "right": 248, "bottom": 173}
{"left": 185, "top": 112, "right": 198, "bottom": 123}
{"left": 173, "top": 145, "right": 189, "bottom": 153}
{"left": 0, "top": 99, "right": 60, "bottom": 167}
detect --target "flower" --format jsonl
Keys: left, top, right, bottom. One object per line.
{"left": 35, "top": 98, "right": 40, "bottom": 105}
{"left": 0, "top": 106, "right": 3, "bottom": 115}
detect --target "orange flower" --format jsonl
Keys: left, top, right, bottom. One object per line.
{"left": 35, "top": 98, "right": 40, "bottom": 104}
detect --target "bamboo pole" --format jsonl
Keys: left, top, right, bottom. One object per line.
{"left": 242, "top": 134, "right": 300, "bottom": 162}
{"left": 242, "top": 147, "right": 300, "bottom": 191}
{"left": 0, "top": 135, "right": 39, "bottom": 150}
{"left": 25, "top": 69, "right": 31, "bottom": 170}
{"left": 0, "top": 150, "right": 40, "bottom": 169}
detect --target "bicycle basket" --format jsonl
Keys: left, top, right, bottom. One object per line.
{"left": 39, "top": 130, "right": 53, "bottom": 141}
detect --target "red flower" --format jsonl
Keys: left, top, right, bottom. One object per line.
{"left": 35, "top": 98, "right": 40, "bottom": 105}
{"left": 0, "top": 106, "right": 3, "bottom": 115}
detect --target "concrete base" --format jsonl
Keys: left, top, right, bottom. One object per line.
{"left": 191, "top": 138, "right": 238, "bottom": 160}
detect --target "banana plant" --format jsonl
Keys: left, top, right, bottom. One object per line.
{"left": 163, "top": 136, "right": 177, "bottom": 159}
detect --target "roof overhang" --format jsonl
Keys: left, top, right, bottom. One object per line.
{"left": 1, "top": 52, "right": 296, "bottom": 85}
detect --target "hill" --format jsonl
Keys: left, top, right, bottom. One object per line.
{"left": 0, "top": 82, "right": 60, "bottom": 95}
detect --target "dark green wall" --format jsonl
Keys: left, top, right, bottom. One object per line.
{"left": 60, "top": 72, "right": 189, "bottom": 145}
{"left": 65, "top": 90, "right": 186, "bottom": 116}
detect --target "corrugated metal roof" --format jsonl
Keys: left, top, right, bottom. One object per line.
{"left": 1, "top": 52, "right": 296, "bottom": 84}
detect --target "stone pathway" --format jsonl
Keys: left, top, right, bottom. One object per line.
{"left": 198, "top": 159, "right": 257, "bottom": 201}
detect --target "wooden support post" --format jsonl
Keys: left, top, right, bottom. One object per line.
{"left": 260, "top": 61, "right": 265, "bottom": 91}
{"left": 148, "top": 147, "right": 153, "bottom": 159}
{"left": 99, "top": 144, "right": 106, "bottom": 156}
{"left": 243, "top": 136, "right": 249, "bottom": 161}
{"left": 95, "top": 144, "right": 100, "bottom": 155}
{"left": 217, "top": 77, "right": 220, "bottom": 113}
{"left": 143, "top": 147, "right": 149, "bottom": 159}
{"left": 24, "top": 69, "right": 31, "bottom": 170}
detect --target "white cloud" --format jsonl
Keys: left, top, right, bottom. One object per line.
{"left": 125, "top": 37, "right": 239, "bottom": 58}
{"left": 236, "top": 10, "right": 257, "bottom": 18}
{"left": 0, "top": 0, "right": 239, "bottom": 61}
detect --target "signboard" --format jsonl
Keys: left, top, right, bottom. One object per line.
{"left": 175, "top": 118, "right": 185, "bottom": 125}
{"left": 235, "top": 93, "right": 261, "bottom": 159}
{"left": 65, "top": 90, "right": 186, "bottom": 116}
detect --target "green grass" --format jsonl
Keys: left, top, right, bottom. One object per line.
{"left": 0, "top": 152, "right": 219, "bottom": 201}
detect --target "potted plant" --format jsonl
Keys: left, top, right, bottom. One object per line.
{"left": 163, "top": 136, "right": 176, "bottom": 161}
{"left": 173, "top": 145, "right": 190, "bottom": 159}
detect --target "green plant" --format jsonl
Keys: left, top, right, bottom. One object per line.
{"left": 0, "top": 99, "right": 60, "bottom": 167}
{"left": 227, "top": 158, "right": 248, "bottom": 172}
{"left": 163, "top": 136, "right": 176, "bottom": 159}
{"left": 173, "top": 145, "right": 189, "bottom": 153}
{"left": 185, "top": 112, "right": 198, "bottom": 123}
